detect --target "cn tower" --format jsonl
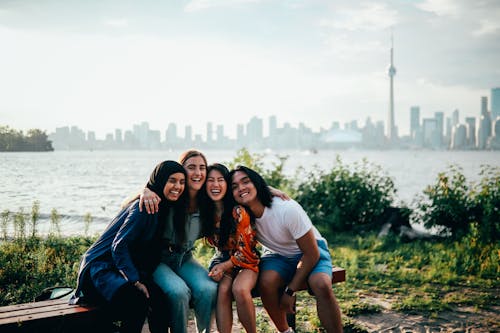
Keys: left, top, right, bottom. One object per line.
{"left": 387, "top": 33, "right": 397, "bottom": 143}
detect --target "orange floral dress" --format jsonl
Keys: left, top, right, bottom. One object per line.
{"left": 228, "top": 205, "right": 260, "bottom": 272}
{"left": 207, "top": 205, "right": 260, "bottom": 273}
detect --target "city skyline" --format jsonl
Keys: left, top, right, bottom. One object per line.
{"left": 1, "top": 1, "right": 499, "bottom": 138}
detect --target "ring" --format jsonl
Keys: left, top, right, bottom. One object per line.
{"left": 146, "top": 200, "right": 151, "bottom": 203}
{"left": 152, "top": 198, "right": 157, "bottom": 202}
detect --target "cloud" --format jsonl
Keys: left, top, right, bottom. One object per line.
{"left": 319, "top": 2, "right": 399, "bottom": 31}
{"left": 184, "top": 0, "right": 263, "bottom": 12}
{"left": 416, "top": 0, "right": 461, "bottom": 18}
{"left": 473, "top": 18, "right": 500, "bottom": 37}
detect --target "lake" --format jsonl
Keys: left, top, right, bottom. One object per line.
{"left": 1, "top": 149, "right": 498, "bottom": 235}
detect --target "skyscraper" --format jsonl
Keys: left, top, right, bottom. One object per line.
{"left": 387, "top": 33, "right": 397, "bottom": 143}
{"left": 492, "top": 87, "right": 500, "bottom": 121}
{"left": 410, "top": 106, "right": 420, "bottom": 139}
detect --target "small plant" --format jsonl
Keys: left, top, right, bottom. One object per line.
{"left": 14, "top": 208, "right": 27, "bottom": 240}
{"left": 1, "top": 210, "right": 9, "bottom": 240}
{"left": 83, "top": 212, "right": 93, "bottom": 237}
{"left": 31, "top": 200, "right": 40, "bottom": 238}
{"left": 50, "top": 208, "right": 61, "bottom": 237}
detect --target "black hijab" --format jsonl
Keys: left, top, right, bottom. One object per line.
{"left": 146, "top": 160, "right": 186, "bottom": 203}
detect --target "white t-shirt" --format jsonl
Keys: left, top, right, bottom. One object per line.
{"left": 256, "top": 197, "right": 324, "bottom": 256}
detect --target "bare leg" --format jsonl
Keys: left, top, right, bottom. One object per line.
{"left": 232, "top": 269, "right": 258, "bottom": 333}
{"left": 216, "top": 275, "right": 234, "bottom": 333}
{"left": 308, "top": 273, "right": 343, "bottom": 333}
{"left": 258, "top": 270, "right": 289, "bottom": 332}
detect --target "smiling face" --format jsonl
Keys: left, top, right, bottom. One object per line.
{"left": 163, "top": 172, "right": 186, "bottom": 201}
{"left": 231, "top": 170, "right": 258, "bottom": 206}
{"left": 206, "top": 169, "right": 227, "bottom": 203}
{"left": 183, "top": 155, "right": 207, "bottom": 192}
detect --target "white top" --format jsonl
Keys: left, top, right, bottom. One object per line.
{"left": 256, "top": 197, "right": 324, "bottom": 256}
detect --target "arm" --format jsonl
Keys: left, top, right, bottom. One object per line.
{"left": 139, "top": 187, "right": 161, "bottom": 214}
{"left": 280, "top": 229, "right": 319, "bottom": 313}
{"left": 269, "top": 186, "right": 290, "bottom": 200}
{"left": 111, "top": 204, "right": 152, "bottom": 297}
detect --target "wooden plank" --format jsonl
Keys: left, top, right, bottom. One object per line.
{"left": 0, "top": 299, "right": 96, "bottom": 327}
{"left": 0, "top": 299, "right": 68, "bottom": 313}
{"left": 0, "top": 303, "right": 89, "bottom": 321}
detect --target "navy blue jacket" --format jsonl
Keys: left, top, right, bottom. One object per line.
{"left": 70, "top": 200, "right": 163, "bottom": 304}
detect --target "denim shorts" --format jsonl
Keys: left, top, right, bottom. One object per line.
{"left": 260, "top": 239, "right": 333, "bottom": 283}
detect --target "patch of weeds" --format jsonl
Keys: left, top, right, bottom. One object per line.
{"left": 342, "top": 300, "right": 381, "bottom": 316}
{"left": 393, "top": 293, "right": 450, "bottom": 313}
{"left": 342, "top": 316, "right": 369, "bottom": 333}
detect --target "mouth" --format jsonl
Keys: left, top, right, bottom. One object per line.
{"left": 239, "top": 192, "right": 249, "bottom": 198}
{"left": 191, "top": 178, "right": 202, "bottom": 183}
{"left": 210, "top": 189, "right": 221, "bottom": 195}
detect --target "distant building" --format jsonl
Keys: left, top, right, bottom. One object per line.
{"left": 422, "top": 118, "right": 438, "bottom": 149}
{"left": 410, "top": 106, "right": 420, "bottom": 139}
{"left": 465, "top": 117, "right": 476, "bottom": 148}
{"left": 206, "top": 122, "right": 213, "bottom": 144}
{"left": 478, "top": 97, "right": 492, "bottom": 149}
{"left": 451, "top": 124, "right": 467, "bottom": 150}
{"left": 435, "top": 111, "right": 444, "bottom": 148}
{"left": 492, "top": 88, "right": 500, "bottom": 121}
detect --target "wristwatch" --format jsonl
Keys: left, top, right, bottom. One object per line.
{"left": 284, "top": 286, "right": 295, "bottom": 297}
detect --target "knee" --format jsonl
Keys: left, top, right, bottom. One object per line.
{"left": 309, "top": 278, "right": 333, "bottom": 298}
{"left": 232, "top": 284, "right": 252, "bottom": 301}
{"left": 258, "top": 273, "right": 281, "bottom": 295}
{"left": 165, "top": 284, "right": 191, "bottom": 303}
{"left": 198, "top": 280, "right": 218, "bottom": 299}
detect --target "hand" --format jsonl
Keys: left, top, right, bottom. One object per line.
{"left": 208, "top": 263, "right": 226, "bottom": 282}
{"left": 269, "top": 186, "right": 290, "bottom": 200}
{"left": 134, "top": 281, "right": 150, "bottom": 299}
{"left": 139, "top": 188, "right": 161, "bottom": 214}
{"left": 280, "top": 293, "right": 296, "bottom": 314}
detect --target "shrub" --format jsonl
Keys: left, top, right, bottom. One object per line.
{"left": 417, "top": 164, "right": 499, "bottom": 242}
{"left": 470, "top": 165, "right": 500, "bottom": 243}
{"left": 295, "top": 156, "right": 396, "bottom": 232}
{"left": 225, "top": 147, "right": 293, "bottom": 193}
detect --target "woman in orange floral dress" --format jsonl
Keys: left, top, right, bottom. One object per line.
{"left": 202, "top": 163, "right": 260, "bottom": 333}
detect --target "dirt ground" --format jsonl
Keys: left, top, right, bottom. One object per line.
{"left": 144, "top": 303, "right": 500, "bottom": 332}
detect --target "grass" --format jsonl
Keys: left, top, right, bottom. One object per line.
{"left": 0, "top": 230, "right": 498, "bottom": 332}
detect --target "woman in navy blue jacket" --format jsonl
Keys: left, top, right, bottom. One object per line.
{"left": 71, "top": 160, "right": 187, "bottom": 333}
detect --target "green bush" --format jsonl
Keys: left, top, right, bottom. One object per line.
{"left": 295, "top": 156, "right": 396, "bottom": 232}
{"left": 417, "top": 165, "right": 475, "bottom": 238}
{"left": 471, "top": 165, "right": 500, "bottom": 243}
{"left": 417, "top": 164, "right": 499, "bottom": 242}
{"left": 0, "top": 236, "right": 93, "bottom": 305}
{"left": 225, "top": 147, "right": 293, "bottom": 192}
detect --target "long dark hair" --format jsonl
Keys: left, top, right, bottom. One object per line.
{"left": 228, "top": 165, "right": 273, "bottom": 208}
{"left": 199, "top": 163, "right": 234, "bottom": 242}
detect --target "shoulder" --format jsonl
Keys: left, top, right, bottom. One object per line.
{"left": 232, "top": 205, "right": 251, "bottom": 221}
{"left": 271, "top": 197, "right": 302, "bottom": 211}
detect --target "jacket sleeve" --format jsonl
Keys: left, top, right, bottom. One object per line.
{"left": 111, "top": 203, "right": 150, "bottom": 284}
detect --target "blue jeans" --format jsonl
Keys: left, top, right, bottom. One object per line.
{"left": 153, "top": 257, "right": 218, "bottom": 333}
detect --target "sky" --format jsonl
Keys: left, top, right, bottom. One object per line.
{"left": 1, "top": 0, "right": 499, "bottom": 139}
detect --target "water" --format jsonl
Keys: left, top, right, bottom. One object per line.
{"left": 1, "top": 149, "right": 498, "bottom": 236}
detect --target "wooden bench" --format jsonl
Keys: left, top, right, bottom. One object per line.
{"left": 0, "top": 298, "right": 105, "bottom": 333}
{"left": 286, "top": 266, "right": 346, "bottom": 331}
{"left": 0, "top": 267, "right": 345, "bottom": 332}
